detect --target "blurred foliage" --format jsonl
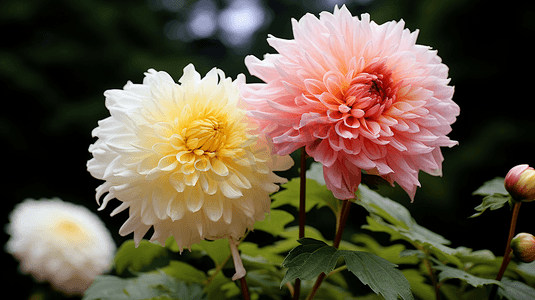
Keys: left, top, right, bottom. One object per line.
{"left": 2, "top": 0, "right": 535, "bottom": 299}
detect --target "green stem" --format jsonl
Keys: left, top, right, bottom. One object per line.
{"left": 488, "top": 201, "right": 522, "bottom": 300}
{"left": 204, "top": 253, "right": 232, "bottom": 285}
{"left": 306, "top": 200, "right": 352, "bottom": 300}
{"left": 327, "top": 265, "right": 348, "bottom": 277}
{"left": 299, "top": 147, "right": 307, "bottom": 238}
{"left": 422, "top": 248, "right": 440, "bottom": 300}
{"left": 294, "top": 147, "right": 307, "bottom": 300}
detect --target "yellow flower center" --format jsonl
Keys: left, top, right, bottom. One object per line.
{"left": 55, "top": 219, "right": 87, "bottom": 242}
{"left": 185, "top": 116, "right": 226, "bottom": 155}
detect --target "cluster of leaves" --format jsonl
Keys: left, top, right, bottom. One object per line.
{"left": 84, "top": 177, "right": 535, "bottom": 300}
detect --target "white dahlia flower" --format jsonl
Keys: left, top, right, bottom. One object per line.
{"left": 87, "top": 64, "right": 293, "bottom": 252}
{"left": 5, "top": 198, "right": 116, "bottom": 295}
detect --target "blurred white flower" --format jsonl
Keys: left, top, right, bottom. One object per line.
{"left": 5, "top": 198, "right": 116, "bottom": 295}
{"left": 87, "top": 64, "right": 293, "bottom": 252}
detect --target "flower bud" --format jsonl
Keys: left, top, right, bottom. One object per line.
{"left": 504, "top": 164, "right": 535, "bottom": 202}
{"left": 510, "top": 233, "right": 535, "bottom": 263}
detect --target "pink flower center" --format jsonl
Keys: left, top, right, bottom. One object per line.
{"left": 323, "top": 61, "right": 396, "bottom": 130}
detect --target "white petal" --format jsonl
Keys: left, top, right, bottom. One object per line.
{"left": 211, "top": 158, "right": 229, "bottom": 176}
{"left": 170, "top": 172, "right": 186, "bottom": 192}
{"left": 186, "top": 185, "right": 204, "bottom": 212}
{"left": 203, "top": 194, "right": 224, "bottom": 222}
{"left": 219, "top": 180, "right": 243, "bottom": 199}
{"left": 223, "top": 202, "right": 233, "bottom": 224}
{"left": 167, "top": 196, "right": 186, "bottom": 221}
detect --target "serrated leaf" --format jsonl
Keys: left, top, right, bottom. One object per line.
{"left": 467, "top": 257, "right": 518, "bottom": 280}
{"left": 470, "top": 193, "right": 512, "bottom": 218}
{"left": 472, "top": 177, "right": 507, "bottom": 196}
{"left": 191, "top": 239, "right": 231, "bottom": 267}
{"left": 515, "top": 261, "right": 535, "bottom": 286}
{"left": 253, "top": 209, "right": 295, "bottom": 236}
{"left": 351, "top": 234, "right": 420, "bottom": 265}
{"left": 358, "top": 186, "right": 451, "bottom": 247}
{"left": 271, "top": 178, "right": 340, "bottom": 214}
{"left": 402, "top": 269, "right": 436, "bottom": 300}
{"left": 439, "top": 283, "right": 487, "bottom": 300}
{"left": 83, "top": 272, "right": 206, "bottom": 300}
{"left": 301, "top": 280, "right": 358, "bottom": 300}
{"left": 356, "top": 184, "right": 415, "bottom": 229}
{"left": 267, "top": 225, "right": 328, "bottom": 255}
{"left": 498, "top": 277, "right": 535, "bottom": 300}
{"left": 434, "top": 264, "right": 501, "bottom": 287}
{"left": 280, "top": 238, "right": 414, "bottom": 300}
{"left": 159, "top": 260, "right": 207, "bottom": 285}
{"left": 363, "top": 214, "right": 463, "bottom": 267}
{"left": 83, "top": 275, "right": 129, "bottom": 300}
{"left": 357, "top": 184, "right": 466, "bottom": 267}
{"left": 245, "top": 270, "right": 288, "bottom": 300}
{"left": 134, "top": 272, "right": 206, "bottom": 300}
{"left": 239, "top": 242, "right": 285, "bottom": 265}
{"left": 455, "top": 247, "right": 497, "bottom": 265}
{"left": 115, "top": 240, "right": 168, "bottom": 275}
{"left": 203, "top": 270, "right": 240, "bottom": 300}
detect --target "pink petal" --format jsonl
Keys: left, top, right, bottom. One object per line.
{"left": 307, "top": 138, "right": 338, "bottom": 167}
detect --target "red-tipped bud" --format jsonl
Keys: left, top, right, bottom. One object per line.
{"left": 504, "top": 164, "right": 535, "bottom": 202}
{"left": 510, "top": 233, "right": 535, "bottom": 263}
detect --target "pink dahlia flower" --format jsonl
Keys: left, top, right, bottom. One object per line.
{"left": 241, "top": 5, "right": 460, "bottom": 200}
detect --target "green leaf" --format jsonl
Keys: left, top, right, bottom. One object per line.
{"left": 515, "top": 261, "right": 535, "bottom": 286}
{"left": 438, "top": 283, "right": 487, "bottom": 300}
{"left": 472, "top": 177, "right": 507, "bottom": 196}
{"left": 300, "top": 280, "right": 358, "bottom": 300}
{"left": 402, "top": 269, "right": 436, "bottom": 300}
{"left": 280, "top": 238, "right": 414, "bottom": 300}
{"left": 498, "top": 277, "right": 535, "bottom": 300}
{"left": 239, "top": 242, "right": 285, "bottom": 265}
{"left": 266, "top": 225, "right": 329, "bottom": 255}
{"left": 433, "top": 264, "right": 501, "bottom": 287}
{"left": 165, "top": 236, "right": 180, "bottom": 253}
{"left": 471, "top": 177, "right": 513, "bottom": 217}
{"left": 245, "top": 269, "right": 288, "bottom": 300}
{"left": 115, "top": 240, "right": 168, "bottom": 275}
{"left": 126, "top": 272, "right": 205, "bottom": 300}
{"left": 363, "top": 215, "right": 463, "bottom": 267}
{"left": 351, "top": 234, "right": 420, "bottom": 265}
{"left": 455, "top": 247, "right": 496, "bottom": 264}
{"left": 253, "top": 209, "right": 295, "bottom": 236}
{"left": 191, "top": 239, "right": 231, "bottom": 267}
{"left": 83, "top": 272, "right": 206, "bottom": 300}
{"left": 467, "top": 257, "right": 519, "bottom": 280}
{"left": 203, "top": 270, "right": 240, "bottom": 300}
{"left": 356, "top": 184, "right": 415, "bottom": 229}
{"left": 83, "top": 275, "right": 129, "bottom": 300}
{"left": 271, "top": 178, "right": 340, "bottom": 214}
{"left": 159, "top": 260, "right": 207, "bottom": 285}
{"left": 357, "top": 184, "right": 465, "bottom": 267}
{"left": 470, "top": 193, "right": 512, "bottom": 218}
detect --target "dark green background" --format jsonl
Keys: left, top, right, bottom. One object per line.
{"left": 2, "top": 0, "right": 534, "bottom": 298}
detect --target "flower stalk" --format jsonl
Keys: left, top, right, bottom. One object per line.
{"left": 294, "top": 147, "right": 307, "bottom": 300}
{"left": 229, "top": 237, "right": 246, "bottom": 281}
{"left": 488, "top": 201, "right": 522, "bottom": 300}
{"left": 229, "top": 237, "right": 250, "bottom": 300}
{"left": 306, "top": 199, "right": 352, "bottom": 300}
{"left": 239, "top": 277, "right": 251, "bottom": 300}
{"left": 421, "top": 248, "right": 440, "bottom": 300}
